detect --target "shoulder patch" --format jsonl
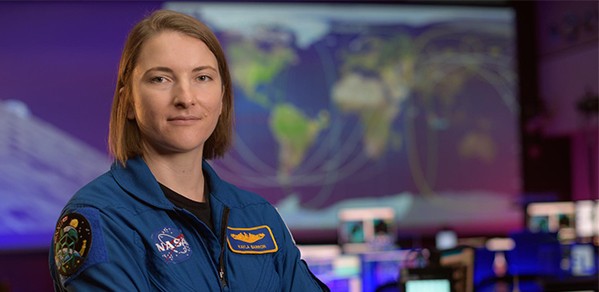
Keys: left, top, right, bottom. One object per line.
{"left": 53, "top": 212, "right": 93, "bottom": 276}
{"left": 226, "top": 225, "right": 278, "bottom": 254}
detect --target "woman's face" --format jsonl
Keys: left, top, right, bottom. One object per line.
{"left": 128, "top": 30, "right": 223, "bottom": 157}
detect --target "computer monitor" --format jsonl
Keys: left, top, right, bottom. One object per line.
{"left": 574, "top": 200, "right": 599, "bottom": 240}
{"left": 338, "top": 207, "right": 395, "bottom": 253}
{"left": 400, "top": 266, "right": 454, "bottom": 292}
{"left": 526, "top": 201, "right": 576, "bottom": 242}
{"left": 569, "top": 243, "right": 597, "bottom": 277}
{"left": 405, "top": 279, "right": 452, "bottom": 292}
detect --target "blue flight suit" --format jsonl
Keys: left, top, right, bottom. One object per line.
{"left": 49, "top": 156, "right": 328, "bottom": 291}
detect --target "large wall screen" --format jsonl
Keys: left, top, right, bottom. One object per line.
{"left": 0, "top": 2, "right": 521, "bottom": 249}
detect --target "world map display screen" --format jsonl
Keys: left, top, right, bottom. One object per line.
{"left": 166, "top": 2, "right": 522, "bottom": 239}
{"left": 0, "top": 2, "right": 522, "bottom": 249}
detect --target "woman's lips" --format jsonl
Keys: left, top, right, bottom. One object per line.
{"left": 168, "top": 115, "right": 201, "bottom": 124}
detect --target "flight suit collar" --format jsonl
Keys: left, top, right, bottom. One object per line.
{"left": 111, "top": 156, "right": 173, "bottom": 210}
{"left": 110, "top": 156, "right": 232, "bottom": 210}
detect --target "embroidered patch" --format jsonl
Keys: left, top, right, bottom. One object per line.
{"left": 53, "top": 213, "right": 92, "bottom": 276}
{"left": 151, "top": 226, "right": 192, "bottom": 264}
{"left": 226, "top": 225, "right": 278, "bottom": 254}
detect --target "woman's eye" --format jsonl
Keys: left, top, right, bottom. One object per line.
{"left": 197, "top": 75, "right": 212, "bottom": 82}
{"left": 150, "top": 76, "right": 167, "bottom": 83}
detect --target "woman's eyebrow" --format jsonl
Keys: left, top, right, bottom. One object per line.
{"left": 192, "top": 65, "right": 218, "bottom": 73}
{"left": 143, "top": 66, "right": 217, "bottom": 74}
{"left": 144, "top": 67, "right": 174, "bottom": 74}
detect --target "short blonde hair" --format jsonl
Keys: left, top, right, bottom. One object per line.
{"left": 108, "top": 9, "right": 234, "bottom": 165}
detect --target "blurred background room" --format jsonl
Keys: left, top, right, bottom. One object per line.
{"left": 0, "top": 0, "right": 597, "bottom": 291}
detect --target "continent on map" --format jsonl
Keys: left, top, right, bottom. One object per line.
{"left": 269, "top": 103, "right": 329, "bottom": 183}
{"left": 227, "top": 39, "right": 297, "bottom": 108}
{"left": 332, "top": 36, "right": 413, "bottom": 159}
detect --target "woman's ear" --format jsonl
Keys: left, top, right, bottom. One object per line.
{"left": 127, "top": 105, "right": 135, "bottom": 120}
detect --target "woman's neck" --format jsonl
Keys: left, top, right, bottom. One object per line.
{"left": 143, "top": 151, "right": 206, "bottom": 202}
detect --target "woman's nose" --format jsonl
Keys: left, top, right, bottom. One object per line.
{"left": 173, "top": 81, "right": 195, "bottom": 108}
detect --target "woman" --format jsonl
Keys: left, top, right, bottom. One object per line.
{"left": 49, "top": 9, "right": 328, "bottom": 291}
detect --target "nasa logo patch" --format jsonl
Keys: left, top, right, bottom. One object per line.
{"left": 53, "top": 213, "right": 92, "bottom": 276}
{"left": 152, "top": 226, "right": 193, "bottom": 264}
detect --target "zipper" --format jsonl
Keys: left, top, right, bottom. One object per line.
{"left": 218, "top": 207, "right": 230, "bottom": 288}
